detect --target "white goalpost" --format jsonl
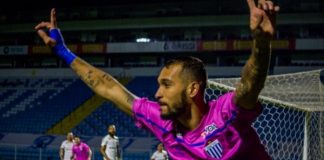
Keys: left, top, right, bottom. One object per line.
{"left": 206, "top": 69, "right": 324, "bottom": 160}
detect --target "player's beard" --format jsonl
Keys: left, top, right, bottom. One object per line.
{"left": 109, "top": 131, "right": 115, "bottom": 137}
{"left": 160, "top": 90, "right": 188, "bottom": 120}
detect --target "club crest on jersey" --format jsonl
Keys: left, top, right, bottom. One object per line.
{"left": 201, "top": 123, "right": 217, "bottom": 138}
{"left": 204, "top": 139, "right": 223, "bottom": 159}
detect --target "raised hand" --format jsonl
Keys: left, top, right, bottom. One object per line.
{"left": 34, "top": 8, "right": 57, "bottom": 47}
{"left": 247, "top": 0, "right": 279, "bottom": 38}
{"left": 34, "top": 8, "right": 76, "bottom": 65}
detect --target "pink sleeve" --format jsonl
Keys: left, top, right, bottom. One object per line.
{"left": 213, "top": 92, "right": 262, "bottom": 125}
{"left": 132, "top": 98, "right": 170, "bottom": 140}
{"left": 83, "top": 143, "right": 90, "bottom": 151}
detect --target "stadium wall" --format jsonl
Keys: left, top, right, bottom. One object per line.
{"left": 0, "top": 66, "right": 322, "bottom": 78}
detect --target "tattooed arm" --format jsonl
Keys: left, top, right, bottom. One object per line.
{"left": 71, "top": 58, "right": 136, "bottom": 115}
{"left": 234, "top": 0, "right": 279, "bottom": 110}
{"left": 35, "top": 9, "right": 136, "bottom": 116}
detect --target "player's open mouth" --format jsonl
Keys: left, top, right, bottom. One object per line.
{"left": 160, "top": 104, "right": 167, "bottom": 108}
{"left": 159, "top": 104, "right": 168, "bottom": 112}
{"left": 158, "top": 101, "right": 167, "bottom": 106}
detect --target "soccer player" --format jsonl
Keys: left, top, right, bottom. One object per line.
{"left": 35, "top": 0, "right": 279, "bottom": 159}
{"left": 151, "top": 143, "right": 168, "bottom": 160}
{"left": 71, "top": 135, "right": 92, "bottom": 160}
{"left": 60, "top": 132, "right": 74, "bottom": 160}
{"left": 100, "top": 124, "right": 121, "bottom": 160}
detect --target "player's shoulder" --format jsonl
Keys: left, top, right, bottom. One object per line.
{"left": 82, "top": 142, "right": 90, "bottom": 147}
{"left": 102, "top": 134, "right": 109, "bottom": 140}
{"left": 108, "top": 134, "right": 119, "bottom": 140}
{"left": 162, "top": 150, "right": 168, "bottom": 154}
{"left": 134, "top": 97, "right": 159, "bottom": 108}
{"left": 208, "top": 91, "right": 235, "bottom": 107}
{"left": 61, "top": 140, "right": 67, "bottom": 145}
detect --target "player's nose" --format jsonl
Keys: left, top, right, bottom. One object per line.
{"left": 155, "top": 87, "right": 163, "bottom": 100}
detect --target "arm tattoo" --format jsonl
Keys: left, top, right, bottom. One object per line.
{"left": 76, "top": 69, "right": 101, "bottom": 88}
{"left": 237, "top": 39, "right": 270, "bottom": 100}
{"left": 71, "top": 58, "right": 135, "bottom": 115}
{"left": 126, "top": 94, "right": 134, "bottom": 105}
{"left": 102, "top": 73, "right": 113, "bottom": 82}
{"left": 85, "top": 70, "right": 100, "bottom": 88}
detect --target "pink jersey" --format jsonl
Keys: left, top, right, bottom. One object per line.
{"left": 72, "top": 142, "right": 90, "bottom": 160}
{"left": 133, "top": 92, "right": 271, "bottom": 160}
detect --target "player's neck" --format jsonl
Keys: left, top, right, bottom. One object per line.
{"left": 177, "top": 101, "right": 208, "bottom": 131}
{"left": 109, "top": 133, "right": 115, "bottom": 137}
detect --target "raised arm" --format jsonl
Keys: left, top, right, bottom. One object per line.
{"left": 70, "top": 58, "right": 136, "bottom": 115}
{"left": 234, "top": 0, "right": 279, "bottom": 110}
{"left": 34, "top": 8, "right": 137, "bottom": 115}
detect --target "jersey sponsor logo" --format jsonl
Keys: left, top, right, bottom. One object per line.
{"left": 201, "top": 123, "right": 217, "bottom": 138}
{"left": 204, "top": 139, "right": 223, "bottom": 159}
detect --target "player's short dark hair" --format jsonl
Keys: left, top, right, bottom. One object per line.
{"left": 164, "top": 56, "right": 207, "bottom": 90}
{"left": 108, "top": 124, "right": 115, "bottom": 128}
{"left": 73, "top": 134, "right": 80, "bottom": 138}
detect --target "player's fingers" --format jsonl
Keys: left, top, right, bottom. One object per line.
{"left": 50, "top": 8, "right": 57, "bottom": 28}
{"left": 247, "top": 0, "right": 256, "bottom": 10}
{"left": 263, "top": 1, "right": 280, "bottom": 14}
{"left": 37, "top": 30, "right": 50, "bottom": 43}
{"left": 265, "top": 1, "right": 274, "bottom": 11}
{"left": 260, "top": 1, "right": 279, "bottom": 13}
{"left": 274, "top": 6, "right": 280, "bottom": 12}
{"left": 37, "top": 30, "right": 56, "bottom": 46}
{"left": 34, "top": 23, "right": 43, "bottom": 30}
{"left": 258, "top": 1, "right": 268, "bottom": 11}
{"left": 34, "top": 22, "right": 51, "bottom": 30}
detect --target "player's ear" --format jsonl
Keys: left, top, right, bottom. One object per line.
{"left": 187, "top": 81, "right": 200, "bottom": 98}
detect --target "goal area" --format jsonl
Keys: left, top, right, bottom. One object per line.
{"left": 206, "top": 69, "right": 324, "bottom": 160}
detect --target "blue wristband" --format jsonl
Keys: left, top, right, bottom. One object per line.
{"left": 50, "top": 29, "right": 76, "bottom": 65}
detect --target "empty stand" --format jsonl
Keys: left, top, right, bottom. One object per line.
{"left": 0, "top": 78, "right": 93, "bottom": 134}
{"left": 72, "top": 76, "right": 158, "bottom": 137}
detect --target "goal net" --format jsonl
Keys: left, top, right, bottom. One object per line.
{"left": 206, "top": 69, "right": 324, "bottom": 160}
